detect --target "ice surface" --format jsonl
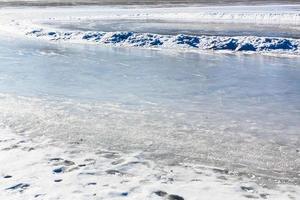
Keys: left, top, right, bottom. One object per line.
{"left": 0, "top": 37, "right": 299, "bottom": 185}
{"left": 49, "top": 19, "right": 300, "bottom": 39}
{"left": 0, "top": 4, "right": 300, "bottom": 199}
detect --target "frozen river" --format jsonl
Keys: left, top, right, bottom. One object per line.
{"left": 52, "top": 19, "right": 300, "bottom": 39}
{"left": 0, "top": 37, "right": 299, "bottom": 185}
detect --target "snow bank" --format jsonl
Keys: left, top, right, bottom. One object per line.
{"left": 0, "top": 5, "right": 299, "bottom": 55}
{"left": 26, "top": 29, "right": 300, "bottom": 55}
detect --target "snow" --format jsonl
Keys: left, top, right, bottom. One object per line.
{"left": 0, "top": 4, "right": 300, "bottom": 200}
{"left": 2, "top": 5, "right": 300, "bottom": 25}
{"left": 1, "top": 123, "right": 299, "bottom": 200}
{"left": 0, "top": 5, "right": 300, "bottom": 55}
{"left": 24, "top": 29, "right": 300, "bottom": 55}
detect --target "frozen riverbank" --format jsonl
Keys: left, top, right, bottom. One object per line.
{"left": 1, "top": 5, "right": 300, "bottom": 55}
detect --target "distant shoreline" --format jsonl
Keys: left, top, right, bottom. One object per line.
{"left": 0, "top": 0, "right": 298, "bottom": 7}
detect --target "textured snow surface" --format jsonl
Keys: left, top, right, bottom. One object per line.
{"left": 1, "top": 124, "right": 299, "bottom": 200}
{"left": 26, "top": 29, "right": 300, "bottom": 55}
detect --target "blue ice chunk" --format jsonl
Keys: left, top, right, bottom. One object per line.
{"left": 176, "top": 34, "right": 200, "bottom": 48}
{"left": 108, "top": 32, "right": 133, "bottom": 43}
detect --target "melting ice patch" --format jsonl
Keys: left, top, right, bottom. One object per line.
{"left": 26, "top": 29, "right": 300, "bottom": 55}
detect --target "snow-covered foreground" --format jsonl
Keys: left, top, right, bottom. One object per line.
{"left": 0, "top": 5, "right": 300, "bottom": 55}
{"left": 1, "top": 125, "right": 299, "bottom": 200}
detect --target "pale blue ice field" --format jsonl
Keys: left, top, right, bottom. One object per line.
{"left": 0, "top": 37, "right": 299, "bottom": 184}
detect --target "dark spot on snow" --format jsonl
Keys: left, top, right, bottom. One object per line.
{"left": 2, "top": 144, "right": 19, "bottom": 151}
{"left": 63, "top": 160, "right": 75, "bottom": 166}
{"left": 168, "top": 177, "right": 174, "bottom": 182}
{"left": 260, "top": 193, "right": 270, "bottom": 199}
{"left": 50, "top": 158, "right": 75, "bottom": 167}
{"left": 102, "top": 152, "right": 120, "bottom": 159}
{"left": 237, "top": 171, "right": 250, "bottom": 177}
{"left": 212, "top": 168, "right": 229, "bottom": 174}
{"left": 6, "top": 183, "right": 30, "bottom": 191}
{"left": 48, "top": 32, "right": 56, "bottom": 36}
{"left": 79, "top": 172, "right": 96, "bottom": 176}
{"left": 120, "top": 180, "right": 129, "bottom": 184}
{"left": 121, "top": 192, "right": 128, "bottom": 196}
{"left": 154, "top": 190, "right": 168, "bottom": 197}
{"left": 22, "top": 147, "right": 35, "bottom": 151}
{"left": 87, "top": 182, "right": 97, "bottom": 186}
{"left": 111, "top": 159, "right": 125, "bottom": 165}
{"left": 241, "top": 186, "right": 255, "bottom": 193}
{"left": 244, "top": 194, "right": 259, "bottom": 199}
{"left": 78, "top": 164, "right": 86, "bottom": 167}
{"left": 191, "top": 178, "right": 202, "bottom": 182}
{"left": 168, "top": 194, "right": 185, "bottom": 200}
{"left": 96, "top": 150, "right": 117, "bottom": 155}
{"left": 4, "top": 175, "right": 12, "bottom": 178}
{"left": 34, "top": 194, "right": 45, "bottom": 198}
{"left": 49, "top": 158, "right": 63, "bottom": 162}
{"left": 54, "top": 179, "right": 62, "bottom": 182}
{"left": 53, "top": 167, "right": 65, "bottom": 174}
{"left": 64, "top": 32, "right": 72, "bottom": 36}
{"left": 27, "top": 29, "right": 42, "bottom": 35}
{"left": 28, "top": 147, "right": 35, "bottom": 151}
{"left": 106, "top": 169, "right": 124, "bottom": 175}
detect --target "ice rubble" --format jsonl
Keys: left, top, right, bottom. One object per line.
{"left": 27, "top": 29, "right": 300, "bottom": 55}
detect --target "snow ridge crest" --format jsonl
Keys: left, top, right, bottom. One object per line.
{"left": 27, "top": 29, "right": 300, "bottom": 55}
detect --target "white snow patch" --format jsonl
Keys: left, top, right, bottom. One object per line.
{"left": 1, "top": 125, "right": 299, "bottom": 200}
